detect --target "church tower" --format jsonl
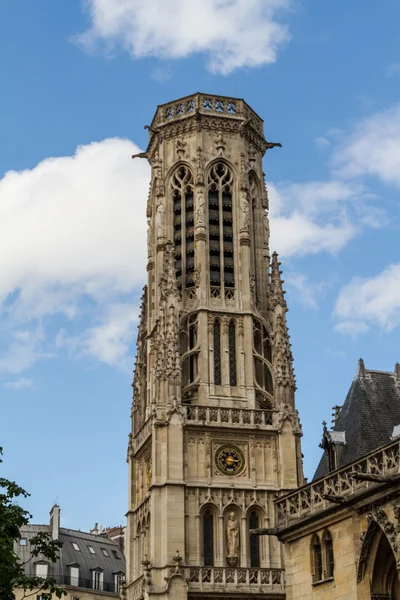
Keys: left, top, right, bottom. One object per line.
{"left": 125, "top": 93, "right": 303, "bottom": 600}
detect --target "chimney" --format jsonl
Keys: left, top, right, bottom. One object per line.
{"left": 357, "top": 358, "right": 366, "bottom": 377}
{"left": 50, "top": 504, "right": 60, "bottom": 540}
{"left": 395, "top": 362, "right": 400, "bottom": 384}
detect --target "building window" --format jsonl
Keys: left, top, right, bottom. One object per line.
{"left": 228, "top": 319, "right": 237, "bottom": 386}
{"left": 208, "top": 163, "right": 234, "bottom": 298}
{"left": 203, "top": 509, "right": 214, "bottom": 566}
{"left": 322, "top": 530, "right": 334, "bottom": 579}
{"left": 101, "top": 548, "right": 109, "bottom": 557}
{"left": 114, "top": 573, "right": 124, "bottom": 593}
{"left": 253, "top": 318, "right": 273, "bottom": 402}
{"left": 181, "top": 313, "right": 199, "bottom": 390}
{"left": 311, "top": 534, "right": 323, "bottom": 583}
{"left": 171, "top": 166, "right": 194, "bottom": 294}
{"left": 249, "top": 511, "right": 260, "bottom": 568}
{"left": 112, "top": 550, "right": 121, "bottom": 559}
{"left": 87, "top": 545, "right": 96, "bottom": 554}
{"left": 327, "top": 445, "right": 336, "bottom": 471}
{"left": 70, "top": 565, "right": 80, "bottom": 586}
{"left": 19, "top": 537, "right": 27, "bottom": 546}
{"left": 35, "top": 563, "right": 48, "bottom": 578}
{"left": 72, "top": 542, "right": 80, "bottom": 551}
{"left": 92, "top": 570, "right": 104, "bottom": 591}
{"left": 213, "top": 319, "right": 221, "bottom": 385}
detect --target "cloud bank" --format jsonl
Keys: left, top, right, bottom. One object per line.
{"left": 76, "top": 0, "right": 292, "bottom": 74}
{"left": 0, "top": 138, "right": 149, "bottom": 373}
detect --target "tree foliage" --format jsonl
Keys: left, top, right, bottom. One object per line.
{"left": 0, "top": 447, "right": 66, "bottom": 599}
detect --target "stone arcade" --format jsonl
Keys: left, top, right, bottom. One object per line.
{"left": 125, "top": 93, "right": 304, "bottom": 600}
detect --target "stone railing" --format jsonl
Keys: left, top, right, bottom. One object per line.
{"left": 132, "top": 417, "right": 153, "bottom": 454}
{"left": 185, "top": 405, "right": 275, "bottom": 428}
{"left": 187, "top": 566, "right": 284, "bottom": 592}
{"left": 275, "top": 439, "right": 400, "bottom": 524}
{"left": 126, "top": 574, "right": 144, "bottom": 600}
{"left": 152, "top": 93, "right": 264, "bottom": 134}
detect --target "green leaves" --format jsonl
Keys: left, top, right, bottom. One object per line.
{"left": 0, "top": 447, "right": 66, "bottom": 600}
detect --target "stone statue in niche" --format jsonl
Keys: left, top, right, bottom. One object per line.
{"left": 240, "top": 192, "right": 250, "bottom": 233}
{"left": 226, "top": 512, "right": 239, "bottom": 563}
{"left": 196, "top": 192, "right": 205, "bottom": 226}
{"left": 156, "top": 199, "right": 165, "bottom": 239}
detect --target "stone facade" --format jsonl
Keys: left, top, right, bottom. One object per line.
{"left": 125, "top": 93, "right": 304, "bottom": 600}
{"left": 269, "top": 436, "right": 400, "bottom": 599}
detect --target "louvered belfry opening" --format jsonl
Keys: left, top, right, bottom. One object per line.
{"left": 172, "top": 166, "right": 194, "bottom": 294}
{"left": 208, "top": 163, "right": 234, "bottom": 299}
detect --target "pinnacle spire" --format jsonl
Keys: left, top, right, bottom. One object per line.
{"left": 270, "top": 252, "right": 287, "bottom": 311}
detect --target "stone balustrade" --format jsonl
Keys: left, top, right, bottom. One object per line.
{"left": 275, "top": 439, "right": 400, "bottom": 524}
{"left": 185, "top": 405, "right": 275, "bottom": 428}
{"left": 151, "top": 93, "right": 264, "bottom": 135}
{"left": 188, "top": 566, "right": 285, "bottom": 592}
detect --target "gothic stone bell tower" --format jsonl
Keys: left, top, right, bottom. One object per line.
{"left": 125, "top": 93, "right": 304, "bottom": 600}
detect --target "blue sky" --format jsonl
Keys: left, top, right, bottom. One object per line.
{"left": 1, "top": 0, "right": 400, "bottom": 532}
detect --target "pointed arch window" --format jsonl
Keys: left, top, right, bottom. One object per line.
{"left": 171, "top": 166, "right": 194, "bottom": 295}
{"left": 249, "top": 511, "right": 260, "bottom": 567}
{"left": 213, "top": 319, "right": 222, "bottom": 385}
{"left": 253, "top": 318, "right": 273, "bottom": 400}
{"left": 311, "top": 534, "right": 323, "bottom": 583}
{"left": 203, "top": 509, "right": 214, "bottom": 566}
{"left": 181, "top": 314, "right": 199, "bottom": 390}
{"left": 208, "top": 163, "right": 234, "bottom": 299}
{"left": 228, "top": 320, "right": 237, "bottom": 386}
{"left": 322, "top": 530, "right": 334, "bottom": 579}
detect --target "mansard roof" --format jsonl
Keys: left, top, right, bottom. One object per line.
{"left": 313, "top": 361, "right": 400, "bottom": 480}
{"left": 15, "top": 524, "right": 125, "bottom": 593}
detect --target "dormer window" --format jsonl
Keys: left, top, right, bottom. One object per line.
{"left": 320, "top": 426, "right": 346, "bottom": 473}
{"left": 35, "top": 562, "right": 49, "bottom": 578}
{"left": 69, "top": 564, "right": 80, "bottom": 586}
{"left": 92, "top": 569, "right": 104, "bottom": 591}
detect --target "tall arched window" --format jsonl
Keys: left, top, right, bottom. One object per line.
{"left": 253, "top": 318, "right": 273, "bottom": 401}
{"left": 249, "top": 511, "right": 260, "bottom": 567}
{"left": 171, "top": 166, "right": 194, "bottom": 294}
{"left": 213, "top": 319, "right": 222, "bottom": 385}
{"left": 181, "top": 314, "right": 199, "bottom": 390}
{"left": 322, "top": 530, "right": 334, "bottom": 579}
{"left": 208, "top": 163, "right": 234, "bottom": 299}
{"left": 229, "top": 320, "right": 237, "bottom": 386}
{"left": 311, "top": 534, "right": 323, "bottom": 583}
{"left": 203, "top": 509, "right": 214, "bottom": 566}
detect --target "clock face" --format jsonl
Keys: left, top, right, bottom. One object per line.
{"left": 215, "top": 445, "right": 245, "bottom": 476}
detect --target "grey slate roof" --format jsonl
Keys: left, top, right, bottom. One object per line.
{"left": 313, "top": 366, "right": 400, "bottom": 480}
{"left": 15, "top": 524, "right": 125, "bottom": 594}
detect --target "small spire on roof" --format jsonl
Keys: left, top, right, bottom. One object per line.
{"left": 357, "top": 358, "right": 366, "bottom": 377}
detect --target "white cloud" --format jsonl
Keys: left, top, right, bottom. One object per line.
{"left": 0, "top": 138, "right": 150, "bottom": 372}
{"left": 332, "top": 104, "right": 400, "bottom": 187}
{"left": 285, "top": 272, "right": 328, "bottom": 309}
{"left": 76, "top": 0, "right": 292, "bottom": 75}
{"left": 314, "top": 136, "right": 331, "bottom": 149}
{"left": 3, "top": 378, "right": 34, "bottom": 390}
{"left": 386, "top": 63, "right": 400, "bottom": 77}
{"left": 57, "top": 302, "right": 140, "bottom": 370}
{"left": 334, "top": 264, "right": 400, "bottom": 335}
{"left": 268, "top": 182, "right": 362, "bottom": 258}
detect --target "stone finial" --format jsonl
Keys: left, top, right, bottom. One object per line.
{"left": 395, "top": 362, "right": 400, "bottom": 383}
{"left": 270, "top": 252, "right": 287, "bottom": 311}
{"left": 357, "top": 358, "right": 366, "bottom": 377}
